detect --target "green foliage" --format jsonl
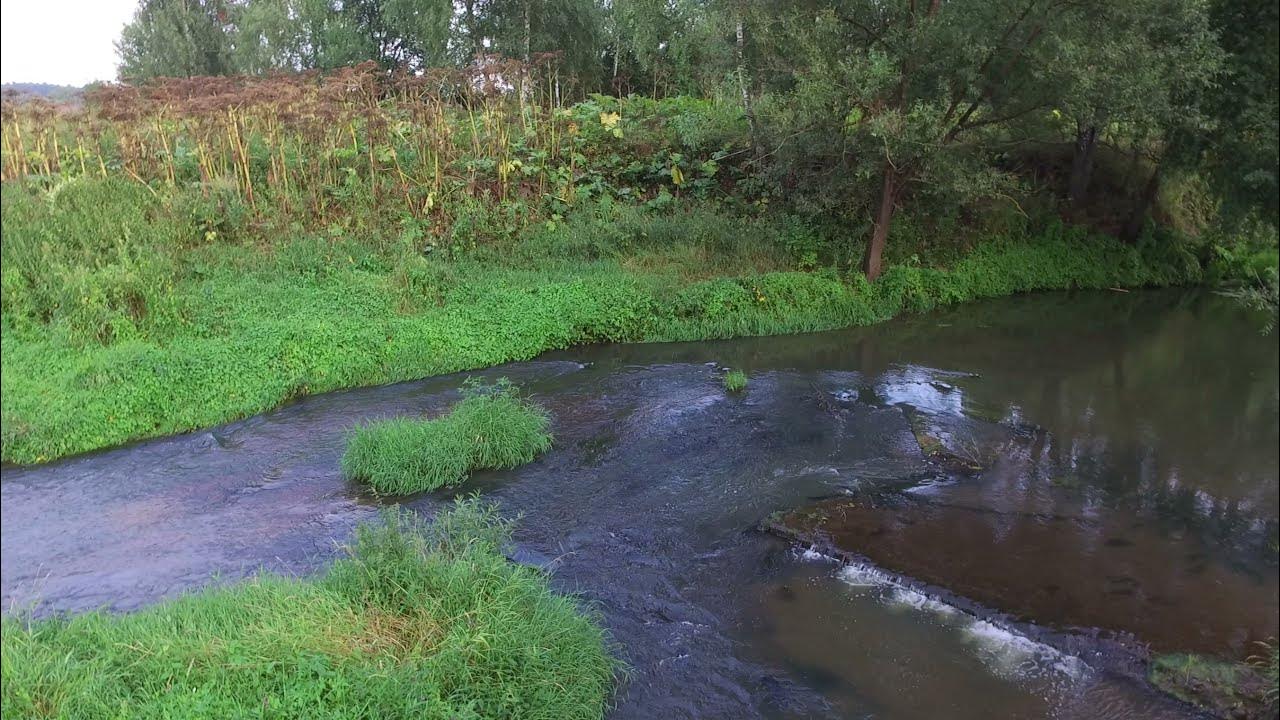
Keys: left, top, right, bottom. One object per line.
{"left": 342, "top": 380, "right": 553, "bottom": 494}
{"left": 0, "top": 177, "right": 1212, "bottom": 466}
{"left": 722, "top": 369, "right": 747, "bottom": 393}
{"left": 0, "top": 499, "right": 616, "bottom": 719}
{"left": 117, "top": 0, "right": 234, "bottom": 80}
{"left": 0, "top": 177, "right": 187, "bottom": 345}
{"left": 1149, "top": 652, "right": 1275, "bottom": 719}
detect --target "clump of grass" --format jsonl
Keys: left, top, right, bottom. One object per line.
{"left": 1249, "top": 639, "right": 1279, "bottom": 709}
{"left": 1150, "top": 651, "right": 1275, "bottom": 718}
{"left": 342, "top": 379, "right": 552, "bottom": 494}
{"left": 723, "top": 369, "right": 748, "bottom": 393}
{"left": 0, "top": 499, "right": 616, "bottom": 719}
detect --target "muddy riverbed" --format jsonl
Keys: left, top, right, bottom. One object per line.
{"left": 3, "top": 289, "right": 1276, "bottom": 719}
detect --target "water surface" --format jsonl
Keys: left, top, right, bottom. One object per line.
{"left": 3, "top": 289, "right": 1275, "bottom": 718}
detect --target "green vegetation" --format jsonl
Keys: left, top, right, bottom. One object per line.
{"left": 1, "top": 2, "right": 1276, "bottom": 466}
{"left": 1251, "top": 640, "right": 1279, "bottom": 710}
{"left": 722, "top": 370, "right": 747, "bottom": 393}
{"left": 1, "top": 173, "right": 1216, "bottom": 464}
{"left": 1149, "top": 652, "right": 1274, "bottom": 719}
{"left": 0, "top": 499, "right": 616, "bottom": 719}
{"left": 342, "top": 380, "right": 553, "bottom": 495}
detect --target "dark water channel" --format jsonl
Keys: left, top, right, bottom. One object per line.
{"left": 3, "top": 289, "right": 1276, "bottom": 719}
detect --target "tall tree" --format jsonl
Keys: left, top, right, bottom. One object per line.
{"left": 117, "top": 0, "right": 234, "bottom": 80}
{"left": 1202, "top": 0, "right": 1279, "bottom": 228}
{"left": 1053, "top": 0, "right": 1219, "bottom": 229}
{"left": 765, "top": 0, "right": 1094, "bottom": 279}
{"left": 484, "top": 0, "right": 607, "bottom": 93}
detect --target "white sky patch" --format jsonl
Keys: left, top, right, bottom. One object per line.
{"left": 1, "top": 0, "right": 138, "bottom": 86}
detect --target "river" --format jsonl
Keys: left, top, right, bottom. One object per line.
{"left": 3, "top": 289, "right": 1276, "bottom": 718}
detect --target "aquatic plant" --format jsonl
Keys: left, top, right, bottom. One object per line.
{"left": 0, "top": 499, "right": 616, "bottom": 719}
{"left": 723, "top": 369, "right": 748, "bottom": 393}
{"left": 341, "top": 379, "right": 552, "bottom": 494}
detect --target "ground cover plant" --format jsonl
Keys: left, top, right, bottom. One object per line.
{"left": 0, "top": 499, "right": 616, "bottom": 720}
{"left": 342, "top": 379, "right": 553, "bottom": 494}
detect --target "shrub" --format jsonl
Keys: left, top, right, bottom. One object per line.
{"left": 0, "top": 500, "right": 617, "bottom": 720}
{"left": 342, "top": 380, "right": 553, "bottom": 494}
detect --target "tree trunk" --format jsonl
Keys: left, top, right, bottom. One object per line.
{"left": 1122, "top": 164, "right": 1161, "bottom": 243}
{"left": 862, "top": 164, "right": 898, "bottom": 281}
{"left": 1069, "top": 123, "right": 1098, "bottom": 209}
{"left": 464, "top": 0, "right": 481, "bottom": 59}
{"left": 523, "top": 1, "right": 532, "bottom": 62}
{"left": 734, "top": 10, "right": 761, "bottom": 162}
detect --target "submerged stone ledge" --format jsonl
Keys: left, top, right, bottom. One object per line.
{"left": 763, "top": 494, "right": 1279, "bottom": 719}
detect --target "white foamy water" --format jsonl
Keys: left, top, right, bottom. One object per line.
{"left": 888, "top": 586, "right": 957, "bottom": 617}
{"left": 798, "top": 547, "right": 838, "bottom": 563}
{"left": 835, "top": 562, "right": 894, "bottom": 587}
{"left": 962, "top": 619, "right": 1088, "bottom": 680}
{"left": 834, "top": 560, "right": 1089, "bottom": 682}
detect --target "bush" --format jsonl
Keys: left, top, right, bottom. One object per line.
{"left": 0, "top": 500, "right": 616, "bottom": 720}
{"left": 342, "top": 380, "right": 553, "bottom": 494}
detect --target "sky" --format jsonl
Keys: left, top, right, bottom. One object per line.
{"left": 1, "top": 0, "right": 139, "bottom": 86}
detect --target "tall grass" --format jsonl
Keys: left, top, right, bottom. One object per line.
{"left": 0, "top": 499, "right": 616, "bottom": 719}
{"left": 342, "top": 380, "right": 553, "bottom": 494}
{"left": 0, "top": 63, "right": 746, "bottom": 240}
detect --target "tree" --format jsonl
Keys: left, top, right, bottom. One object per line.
{"left": 763, "top": 0, "right": 1100, "bottom": 279}
{"left": 1051, "top": 0, "right": 1219, "bottom": 235}
{"left": 117, "top": 0, "right": 234, "bottom": 80}
{"left": 1201, "top": 0, "right": 1279, "bottom": 228}
{"left": 483, "top": 0, "right": 607, "bottom": 93}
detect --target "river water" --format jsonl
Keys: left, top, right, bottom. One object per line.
{"left": 3, "top": 289, "right": 1276, "bottom": 718}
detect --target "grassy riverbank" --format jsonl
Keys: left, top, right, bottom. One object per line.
{"left": 1, "top": 174, "right": 1225, "bottom": 464}
{"left": 0, "top": 500, "right": 616, "bottom": 719}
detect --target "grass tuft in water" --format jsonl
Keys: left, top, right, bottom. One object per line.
{"left": 723, "top": 369, "right": 748, "bottom": 393}
{"left": 342, "top": 379, "right": 553, "bottom": 494}
{"left": 0, "top": 499, "right": 616, "bottom": 719}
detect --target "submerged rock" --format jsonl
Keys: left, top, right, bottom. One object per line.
{"left": 764, "top": 490, "right": 1280, "bottom": 718}
{"left": 903, "top": 407, "right": 985, "bottom": 474}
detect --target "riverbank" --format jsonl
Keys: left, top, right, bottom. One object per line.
{"left": 1, "top": 177, "right": 1222, "bottom": 464}
{"left": 1, "top": 499, "right": 616, "bottom": 719}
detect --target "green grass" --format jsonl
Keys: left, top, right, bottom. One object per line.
{"left": 1149, "top": 652, "right": 1274, "bottom": 718}
{"left": 0, "top": 499, "right": 616, "bottom": 720}
{"left": 0, "top": 178, "right": 1215, "bottom": 465}
{"left": 342, "top": 380, "right": 553, "bottom": 494}
{"left": 722, "top": 369, "right": 748, "bottom": 393}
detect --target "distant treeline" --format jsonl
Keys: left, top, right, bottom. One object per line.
{"left": 1, "top": 83, "right": 83, "bottom": 103}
